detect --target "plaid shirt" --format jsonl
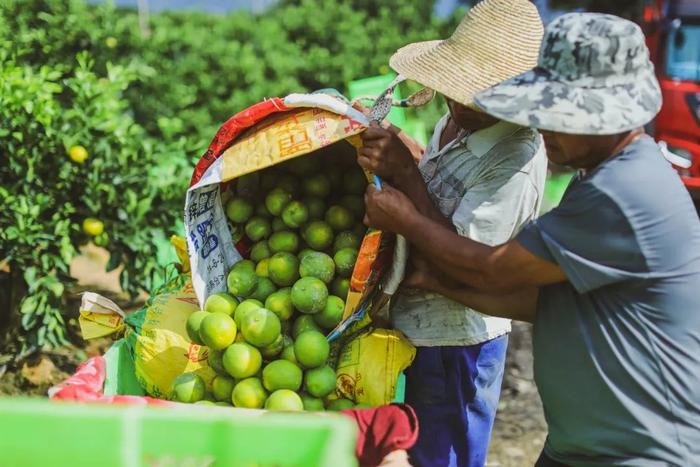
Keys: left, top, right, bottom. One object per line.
{"left": 391, "top": 114, "right": 547, "bottom": 346}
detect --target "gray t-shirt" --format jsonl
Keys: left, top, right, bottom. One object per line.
{"left": 518, "top": 136, "right": 700, "bottom": 466}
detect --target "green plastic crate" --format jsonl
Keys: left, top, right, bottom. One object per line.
{"left": 0, "top": 398, "right": 357, "bottom": 467}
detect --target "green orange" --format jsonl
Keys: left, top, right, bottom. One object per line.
{"left": 291, "top": 277, "right": 328, "bottom": 314}
{"left": 223, "top": 342, "right": 262, "bottom": 379}
{"left": 231, "top": 377, "right": 267, "bottom": 409}
{"left": 267, "top": 252, "right": 299, "bottom": 287}
{"left": 199, "top": 312, "right": 237, "bottom": 350}
{"left": 313, "top": 295, "right": 344, "bottom": 329}
{"left": 264, "top": 389, "right": 303, "bottom": 411}
{"left": 185, "top": 310, "right": 208, "bottom": 345}
{"left": 294, "top": 330, "right": 329, "bottom": 369}
{"left": 241, "top": 307, "right": 281, "bottom": 348}
{"left": 171, "top": 373, "right": 205, "bottom": 403}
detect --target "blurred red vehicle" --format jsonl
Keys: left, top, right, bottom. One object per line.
{"left": 643, "top": 0, "right": 700, "bottom": 210}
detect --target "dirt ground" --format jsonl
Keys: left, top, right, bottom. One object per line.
{"left": 1, "top": 247, "right": 547, "bottom": 466}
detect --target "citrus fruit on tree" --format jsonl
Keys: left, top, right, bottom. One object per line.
{"left": 268, "top": 252, "right": 299, "bottom": 287}
{"left": 265, "top": 288, "right": 294, "bottom": 321}
{"left": 171, "top": 373, "right": 206, "bottom": 403}
{"left": 104, "top": 36, "right": 118, "bottom": 48}
{"left": 204, "top": 292, "right": 238, "bottom": 317}
{"left": 223, "top": 342, "right": 262, "bottom": 379}
{"left": 231, "top": 377, "right": 267, "bottom": 409}
{"left": 294, "top": 330, "right": 330, "bottom": 368}
{"left": 265, "top": 188, "right": 292, "bottom": 216}
{"left": 325, "top": 205, "right": 354, "bottom": 231}
{"left": 255, "top": 259, "right": 270, "bottom": 277}
{"left": 260, "top": 334, "right": 285, "bottom": 358}
{"left": 268, "top": 230, "right": 300, "bottom": 254}
{"left": 186, "top": 310, "right": 208, "bottom": 345}
{"left": 343, "top": 170, "right": 367, "bottom": 195}
{"left": 227, "top": 261, "right": 258, "bottom": 297}
{"left": 226, "top": 197, "right": 254, "bottom": 224}
{"left": 272, "top": 217, "right": 286, "bottom": 232}
{"left": 233, "top": 299, "right": 263, "bottom": 329}
{"left": 302, "top": 173, "right": 330, "bottom": 198}
{"left": 331, "top": 277, "right": 351, "bottom": 299}
{"left": 93, "top": 232, "right": 109, "bottom": 247}
{"left": 303, "top": 197, "right": 326, "bottom": 220}
{"left": 299, "top": 252, "right": 335, "bottom": 284}
{"left": 280, "top": 335, "right": 297, "bottom": 364}
{"left": 300, "top": 393, "right": 325, "bottom": 411}
{"left": 212, "top": 375, "right": 236, "bottom": 402}
{"left": 82, "top": 217, "right": 104, "bottom": 237}
{"left": 68, "top": 145, "right": 88, "bottom": 163}
{"left": 304, "top": 365, "right": 336, "bottom": 398}
{"left": 281, "top": 200, "right": 309, "bottom": 228}
{"left": 199, "top": 312, "right": 237, "bottom": 350}
{"left": 208, "top": 349, "right": 226, "bottom": 374}
{"left": 313, "top": 295, "right": 344, "bottom": 329}
{"left": 292, "top": 315, "right": 322, "bottom": 338}
{"left": 334, "top": 248, "right": 358, "bottom": 278}
{"left": 250, "top": 241, "right": 271, "bottom": 263}
{"left": 241, "top": 307, "right": 281, "bottom": 347}
{"left": 333, "top": 231, "right": 362, "bottom": 253}
{"left": 291, "top": 277, "right": 328, "bottom": 314}
{"left": 250, "top": 277, "right": 277, "bottom": 303}
{"left": 245, "top": 216, "right": 271, "bottom": 242}
{"left": 302, "top": 221, "right": 334, "bottom": 251}
{"left": 262, "top": 359, "right": 303, "bottom": 392}
{"left": 264, "top": 389, "right": 303, "bottom": 411}
{"left": 327, "top": 398, "right": 355, "bottom": 411}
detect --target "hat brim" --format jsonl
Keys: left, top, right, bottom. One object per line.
{"left": 473, "top": 67, "right": 662, "bottom": 135}
{"left": 390, "top": 40, "right": 502, "bottom": 107}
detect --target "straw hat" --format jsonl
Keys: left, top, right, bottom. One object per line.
{"left": 389, "top": 0, "right": 544, "bottom": 107}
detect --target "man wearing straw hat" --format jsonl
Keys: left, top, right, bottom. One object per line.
{"left": 362, "top": 11, "right": 700, "bottom": 467}
{"left": 359, "top": 0, "right": 546, "bottom": 465}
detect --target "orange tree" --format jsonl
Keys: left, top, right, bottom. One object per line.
{"left": 0, "top": 0, "right": 455, "bottom": 353}
{"left": 0, "top": 53, "right": 190, "bottom": 350}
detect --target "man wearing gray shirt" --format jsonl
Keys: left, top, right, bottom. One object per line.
{"left": 362, "top": 12, "right": 700, "bottom": 467}
{"left": 358, "top": 0, "right": 546, "bottom": 465}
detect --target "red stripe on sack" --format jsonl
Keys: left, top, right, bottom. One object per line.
{"left": 190, "top": 98, "right": 289, "bottom": 186}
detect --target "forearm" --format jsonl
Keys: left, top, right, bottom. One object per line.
{"left": 395, "top": 172, "right": 455, "bottom": 230}
{"left": 437, "top": 285, "right": 538, "bottom": 323}
{"left": 401, "top": 213, "right": 499, "bottom": 289}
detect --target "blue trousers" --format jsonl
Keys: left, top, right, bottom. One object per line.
{"left": 405, "top": 335, "right": 508, "bottom": 467}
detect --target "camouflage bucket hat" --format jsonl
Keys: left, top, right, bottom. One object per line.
{"left": 474, "top": 13, "right": 663, "bottom": 135}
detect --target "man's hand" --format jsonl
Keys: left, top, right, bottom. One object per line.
{"left": 359, "top": 125, "right": 421, "bottom": 189}
{"left": 363, "top": 184, "right": 420, "bottom": 234}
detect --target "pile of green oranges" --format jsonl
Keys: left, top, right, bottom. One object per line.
{"left": 174, "top": 152, "right": 370, "bottom": 412}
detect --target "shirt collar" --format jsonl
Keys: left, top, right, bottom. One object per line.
{"left": 465, "top": 121, "right": 523, "bottom": 158}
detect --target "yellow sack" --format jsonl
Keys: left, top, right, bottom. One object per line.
{"left": 125, "top": 273, "right": 216, "bottom": 399}
{"left": 78, "top": 236, "right": 215, "bottom": 399}
{"left": 335, "top": 329, "right": 415, "bottom": 406}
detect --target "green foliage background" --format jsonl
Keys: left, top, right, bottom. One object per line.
{"left": 0, "top": 0, "right": 457, "bottom": 351}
